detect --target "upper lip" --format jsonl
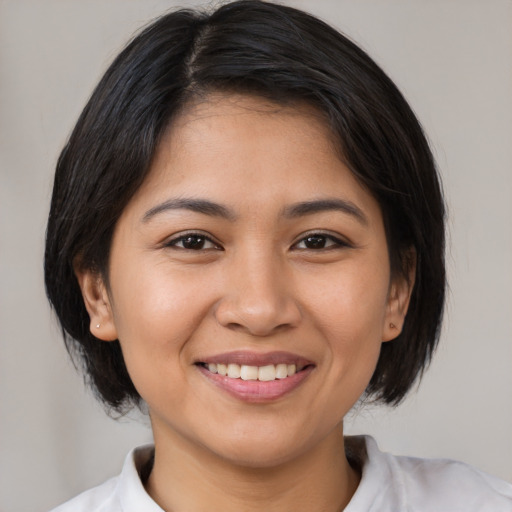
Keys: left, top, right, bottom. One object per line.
{"left": 195, "top": 350, "right": 314, "bottom": 369}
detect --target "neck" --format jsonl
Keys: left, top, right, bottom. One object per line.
{"left": 145, "top": 423, "right": 360, "bottom": 512}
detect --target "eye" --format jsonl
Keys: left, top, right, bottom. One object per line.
{"left": 165, "top": 233, "right": 221, "bottom": 251}
{"left": 292, "top": 233, "right": 349, "bottom": 250}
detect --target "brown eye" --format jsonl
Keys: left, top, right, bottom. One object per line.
{"left": 303, "top": 235, "right": 328, "bottom": 249}
{"left": 167, "top": 233, "right": 219, "bottom": 250}
{"left": 182, "top": 235, "right": 206, "bottom": 249}
{"left": 293, "top": 233, "right": 349, "bottom": 250}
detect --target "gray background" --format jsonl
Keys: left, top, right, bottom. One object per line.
{"left": 1, "top": 1, "right": 511, "bottom": 510}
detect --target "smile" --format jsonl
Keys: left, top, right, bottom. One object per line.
{"left": 195, "top": 352, "right": 315, "bottom": 402}
{"left": 200, "top": 362, "right": 299, "bottom": 381}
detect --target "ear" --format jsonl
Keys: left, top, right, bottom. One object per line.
{"left": 75, "top": 267, "right": 118, "bottom": 342}
{"left": 382, "top": 249, "right": 416, "bottom": 342}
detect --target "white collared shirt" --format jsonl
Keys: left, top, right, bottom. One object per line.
{"left": 49, "top": 436, "right": 512, "bottom": 511}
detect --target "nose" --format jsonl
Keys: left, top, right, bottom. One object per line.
{"left": 214, "top": 250, "right": 302, "bottom": 337}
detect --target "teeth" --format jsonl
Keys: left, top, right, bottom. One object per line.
{"left": 275, "top": 363, "right": 288, "bottom": 379}
{"left": 240, "top": 365, "right": 258, "bottom": 381}
{"left": 227, "top": 363, "right": 241, "bottom": 378}
{"left": 258, "top": 364, "right": 276, "bottom": 381}
{"left": 204, "top": 362, "right": 299, "bottom": 381}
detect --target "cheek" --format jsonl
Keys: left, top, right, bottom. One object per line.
{"left": 112, "top": 259, "right": 211, "bottom": 331}
{"left": 108, "top": 267, "right": 212, "bottom": 387}
{"left": 300, "top": 259, "right": 389, "bottom": 393}
{"left": 302, "top": 261, "right": 390, "bottom": 341}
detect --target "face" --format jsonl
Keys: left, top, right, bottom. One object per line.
{"left": 79, "top": 94, "right": 411, "bottom": 467}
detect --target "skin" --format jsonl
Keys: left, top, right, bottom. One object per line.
{"left": 77, "top": 94, "right": 413, "bottom": 512}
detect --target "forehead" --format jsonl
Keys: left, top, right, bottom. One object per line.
{"left": 167, "top": 93, "right": 338, "bottom": 160}
{"left": 126, "top": 93, "right": 378, "bottom": 221}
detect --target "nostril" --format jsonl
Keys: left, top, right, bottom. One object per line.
{"left": 214, "top": 289, "right": 302, "bottom": 336}
{"left": 225, "top": 322, "right": 246, "bottom": 332}
{"left": 224, "top": 320, "right": 294, "bottom": 337}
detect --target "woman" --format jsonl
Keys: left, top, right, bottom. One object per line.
{"left": 44, "top": 1, "right": 512, "bottom": 510}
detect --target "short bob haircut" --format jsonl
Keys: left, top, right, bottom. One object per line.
{"left": 45, "top": 0, "right": 445, "bottom": 412}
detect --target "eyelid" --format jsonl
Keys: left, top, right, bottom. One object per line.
{"left": 291, "top": 230, "right": 353, "bottom": 250}
{"left": 163, "top": 230, "right": 223, "bottom": 250}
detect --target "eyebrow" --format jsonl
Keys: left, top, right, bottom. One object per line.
{"left": 142, "top": 198, "right": 237, "bottom": 222}
{"left": 142, "top": 197, "right": 367, "bottom": 225}
{"left": 282, "top": 199, "right": 368, "bottom": 225}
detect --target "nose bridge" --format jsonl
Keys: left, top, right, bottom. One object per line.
{"left": 216, "top": 243, "right": 300, "bottom": 335}
{"left": 239, "top": 245, "right": 282, "bottom": 307}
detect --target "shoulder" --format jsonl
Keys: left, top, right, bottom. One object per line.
{"left": 345, "top": 436, "right": 512, "bottom": 512}
{"left": 48, "top": 445, "right": 159, "bottom": 512}
{"left": 394, "top": 449, "right": 512, "bottom": 511}
{"left": 49, "top": 476, "right": 120, "bottom": 512}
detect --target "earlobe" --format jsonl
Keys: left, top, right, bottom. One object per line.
{"left": 382, "top": 250, "right": 416, "bottom": 342}
{"left": 75, "top": 268, "right": 118, "bottom": 341}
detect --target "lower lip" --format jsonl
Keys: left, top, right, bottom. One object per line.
{"left": 197, "top": 365, "right": 314, "bottom": 403}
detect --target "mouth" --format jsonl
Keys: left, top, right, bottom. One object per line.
{"left": 197, "top": 362, "right": 306, "bottom": 381}
{"left": 195, "top": 351, "right": 315, "bottom": 402}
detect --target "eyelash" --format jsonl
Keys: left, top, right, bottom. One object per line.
{"left": 164, "top": 232, "right": 221, "bottom": 251}
{"left": 164, "top": 231, "right": 350, "bottom": 252}
{"left": 291, "top": 232, "right": 351, "bottom": 251}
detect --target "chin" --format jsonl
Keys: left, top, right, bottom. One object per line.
{"left": 218, "top": 444, "right": 300, "bottom": 469}
{"left": 205, "top": 428, "right": 320, "bottom": 469}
